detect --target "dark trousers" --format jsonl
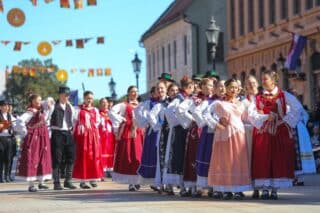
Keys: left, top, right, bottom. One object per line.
{"left": 0, "top": 136, "right": 15, "bottom": 181}
{"left": 51, "top": 130, "right": 75, "bottom": 184}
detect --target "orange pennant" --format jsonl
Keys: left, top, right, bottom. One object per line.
{"left": 76, "top": 39, "right": 84, "bottom": 48}
{"left": 12, "top": 66, "right": 21, "bottom": 74}
{"left": 14, "top": 42, "right": 22, "bottom": 51}
{"left": 96, "top": 68, "right": 103, "bottom": 76}
{"left": 88, "top": 69, "right": 94, "bottom": 77}
{"left": 97, "top": 37, "right": 104, "bottom": 44}
{"left": 105, "top": 68, "right": 111, "bottom": 76}
{"left": 29, "top": 68, "right": 37, "bottom": 77}
{"left": 87, "top": 0, "right": 97, "bottom": 6}
{"left": 74, "top": 0, "right": 83, "bottom": 9}
{"left": 60, "top": 0, "right": 70, "bottom": 8}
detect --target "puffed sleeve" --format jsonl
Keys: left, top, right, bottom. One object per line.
{"left": 109, "top": 103, "right": 126, "bottom": 133}
{"left": 164, "top": 99, "right": 180, "bottom": 128}
{"left": 203, "top": 101, "right": 219, "bottom": 130}
{"left": 193, "top": 100, "right": 208, "bottom": 128}
{"left": 283, "top": 91, "right": 303, "bottom": 128}
{"left": 134, "top": 101, "right": 150, "bottom": 128}
{"left": 176, "top": 98, "right": 195, "bottom": 129}
{"left": 148, "top": 103, "right": 162, "bottom": 131}
{"left": 14, "top": 111, "right": 34, "bottom": 137}
{"left": 95, "top": 108, "right": 101, "bottom": 128}
{"left": 248, "top": 102, "right": 269, "bottom": 129}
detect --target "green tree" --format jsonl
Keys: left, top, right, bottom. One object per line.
{"left": 5, "top": 58, "right": 65, "bottom": 114}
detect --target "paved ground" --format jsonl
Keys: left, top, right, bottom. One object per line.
{"left": 1, "top": 178, "right": 320, "bottom": 213}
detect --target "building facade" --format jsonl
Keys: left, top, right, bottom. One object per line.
{"left": 141, "top": 0, "right": 227, "bottom": 90}
{"left": 226, "top": 0, "right": 320, "bottom": 109}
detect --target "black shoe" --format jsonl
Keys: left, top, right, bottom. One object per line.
{"left": 54, "top": 183, "right": 63, "bottom": 190}
{"left": 213, "top": 191, "right": 223, "bottom": 199}
{"left": 234, "top": 192, "right": 244, "bottom": 200}
{"left": 192, "top": 190, "right": 202, "bottom": 198}
{"left": 134, "top": 185, "right": 141, "bottom": 190}
{"left": 106, "top": 171, "right": 112, "bottom": 178}
{"left": 150, "top": 185, "right": 159, "bottom": 191}
{"left": 223, "top": 192, "right": 233, "bottom": 200}
{"left": 252, "top": 190, "right": 260, "bottom": 199}
{"left": 89, "top": 181, "right": 98, "bottom": 188}
{"left": 80, "top": 183, "right": 91, "bottom": 189}
{"left": 64, "top": 181, "right": 77, "bottom": 189}
{"left": 0, "top": 179, "right": 3, "bottom": 183}
{"left": 297, "top": 181, "right": 304, "bottom": 186}
{"left": 5, "top": 177, "right": 11, "bottom": 182}
{"left": 179, "top": 189, "right": 191, "bottom": 197}
{"left": 28, "top": 186, "right": 38, "bottom": 192}
{"left": 129, "top": 184, "right": 137, "bottom": 191}
{"left": 38, "top": 184, "right": 49, "bottom": 190}
{"left": 270, "top": 191, "right": 278, "bottom": 200}
{"left": 261, "top": 190, "right": 269, "bottom": 200}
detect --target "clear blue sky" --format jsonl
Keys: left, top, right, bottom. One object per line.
{"left": 0, "top": 0, "right": 174, "bottom": 99}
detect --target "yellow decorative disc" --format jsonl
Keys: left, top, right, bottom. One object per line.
{"left": 7, "top": 8, "right": 26, "bottom": 27}
{"left": 56, "top": 69, "right": 68, "bottom": 82}
{"left": 37, "top": 42, "right": 52, "bottom": 56}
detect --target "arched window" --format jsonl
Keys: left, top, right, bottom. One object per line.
{"left": 241, "top": 71, "right": 246, "bottom": 85}
{"left": 250, "top": 68, "right": 256, "bottom": 76}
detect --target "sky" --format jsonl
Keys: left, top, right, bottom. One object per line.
{"left": 0, "top": 0, "right": 174, "bottom": 99}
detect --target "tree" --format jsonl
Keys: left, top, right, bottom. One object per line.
{"left": 5, "top": 58, "right": 65, "bottom": 114}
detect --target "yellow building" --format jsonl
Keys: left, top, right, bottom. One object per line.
{"left": 226, "top": 0, "right": 320, "bottom": 109}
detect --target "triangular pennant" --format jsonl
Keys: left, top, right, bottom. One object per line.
{"left": 74, "top": 0, "right": 83, "bottom": 9}
{"left": 30, "top": 0, "right": 37, "bottom": 6}
{"left": 0, "top": 0, "right": 4, "bottom": 13}
{"left": 66, "top": 40, "right": 73, "bottom": 47}
{"left": 87, "top": 0, "right": 97, "bottom": 6}
{"left": 88, "top": 68, "right": 94, "bottom": 77}
{"left": 76, "top": 39, "right": 84, "bottom": 48}
{"left": 97, "top": 37, "right": 104, "bottom": 44}
{"left": 84, "top": 38, "right": 93, "bottom": 43}
{"left": 60, "top": 0, "right": 70, "bottom": 8}
{"left": 52, "top": 40, "right": 62, "bottom": 45}
{"left": 14, "top": 42, "right": 22, "bottom": 51}
{"left": 1, "top": 41, "right": 10, "bottom": 46}
{"left": 23, "top": 41, "right": 31, "bottom": 45}
{"left": 29, "top": 68, "right": 37, "bottom": 77}
{"left": 96, "top": 68, "right": 103, "bottom": 76}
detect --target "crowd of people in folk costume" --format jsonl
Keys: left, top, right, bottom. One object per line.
{"left": 0, "top": 69, "right": 317, "bottom": 200}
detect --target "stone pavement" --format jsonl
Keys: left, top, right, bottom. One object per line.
{"left": 1, "top": 177, "right": 320, "bottom": 213}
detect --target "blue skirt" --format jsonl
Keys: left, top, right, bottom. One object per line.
{"left": 137, "top": 127, "right": 158, "bottom": 178}
{"left": 195, "top": 126, "right": 214, "bottom": 177}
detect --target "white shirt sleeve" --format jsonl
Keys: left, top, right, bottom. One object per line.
{"left": 164, "top": 99, "right": 180, "bottom": 128}
{"left": 203, "top": 101, "right": 219, "bottom": 130}
{"left": 134, "top": 101, "right": 150, "bottom": 128}
{"left": 283, "top": 91, "right": 304, "bottom": 128}
{"left": 14, "top": 111, "right": 34, "bottom": 137}
{"left": 109, "top": 103, "right": 126, "bottom": 133}
{"left": 193, "top": 100, "right": 208, "bottom": 128}
{"left": 247, "top": 102, "right": 269, "bottom": 129}
{"left": 148, "top": 103, "right": 163, "bottom": 131}
{"left": 176, "top": 98, "right": 195, "bottom": 129}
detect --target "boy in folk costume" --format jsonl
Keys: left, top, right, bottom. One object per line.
{"left": 109, "top": 86, "right": 144, "bottom": 191}
{"left": 50, "top": 86, "right": 77, "bottom": 190}
{"left": 248, "top": 70, "right": 302, "bottom": 200}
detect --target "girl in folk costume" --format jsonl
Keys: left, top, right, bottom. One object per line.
{"left": 148, "top": 82, "right": 178, "bottom": 195}
{"left": 215, "top": 80, "right": 226, "bottom": 99}
{"left": 163, "top": 76, "right": 194, "bottom": 196}
{"left": 207, "top": 79, "right": 252, "bottom": 200}
{"left": 110, "top": 86, "right": 144, "bottom": 191}
{"left": 73, "top": 91, "right": 104, "bottom": 189}
{"left": 193, "top": 78, "right": 217, "bottom": 197}
{"left": 135, "top": 87, "right": 159, "bottom": 185}
{"left": 15, "top": 94, "right": 53, "bottom": 192}
{"left": 98, "top": 98, "right": 116, "bottom": 176}
{"left": 248, "top": 70, "right": 302, "bottom": 200}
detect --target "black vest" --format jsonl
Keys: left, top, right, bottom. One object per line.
{"left": 50, "top": 102, "right": 73, "bottom": 129}
{"left": 0, "top": 112, "right": 13, "bottom": 135}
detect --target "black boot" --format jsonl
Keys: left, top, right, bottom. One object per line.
{"left": 64, "top": 164, "right": 77, "bottom": 189}
{"left": 53, "top": 168, "right": 63, "bottom": 190}
{"left": 4, "top": 164, "right": 10, "bottom": 182}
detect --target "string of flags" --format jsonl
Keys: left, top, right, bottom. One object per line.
{"left": 0, "top": 36, "right": 105, "bottom": 54}
{"left": 0, "top": 0, "right": 97, "bottom": 12}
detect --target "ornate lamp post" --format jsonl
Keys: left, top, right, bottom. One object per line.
{"left": 131, "top": 53, "right": 142, "bottom": 90}
{"left": 108, "top": 77, "right": 117, "bottom": 101}
{"left": 206, "top": 16, "right": 220, "bottom": 70}
{"left": 277, "top": 53, "right": 289, "bottom": 90}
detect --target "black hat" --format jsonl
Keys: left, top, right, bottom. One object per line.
{"left": 158, "top": 72, "right": 175, "bottom": 82}
{"left": 0, "top": 99, "right": 9, "bottom": 106}
{"left": 204, "top": 70, "right": 220, "bottom": 79}
{"left": 58, "top": 86, "right": 71, "bottom": 95}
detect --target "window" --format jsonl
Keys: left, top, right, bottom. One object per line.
{"left": 259, "top": 0, "right": 264, "bottom": 28}
{"left": 173, "top": 40, "right": 177, "bottom": 69}
{"left": 248, "top": 0, "right": 254, "bottom": 32}
{"left": 311, "top": 52, "right": 320, "bottom": 71}
{"left": 306, "top": 0, "right": 314, "bottom": 10}
{"left": 168, "top": 43, "right": 171, "bottom": 71}
{"left": 230, "top": 0, "right": 236, "bottom": 39}
{"left": 184, "top": 35, "right": 187, "bottom": 66}
{"left": 293, "top": 0, "right": 301, "bottom": 15}
{"left": 162, "top": 46, "right": 165, "bottom": 72}
{"left": 269, "top": 0, "right": 276, "bottom": 24}
{"left": 250, "top": 69, "right": 256, "bottom": 76}
{"left": 152, "top": 52, "right": 155, "bottom": 78}
{"left": 239, "top": 0, "right": 244, "bottom": 36}
{"left": 281, "top": 0, "right": 288, "bottom": 20}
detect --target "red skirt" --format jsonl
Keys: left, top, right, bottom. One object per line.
{"left": 99, "top": 127, "right": 115, "bottom": 170}
{"left": 252, "top": 123, "right": 295, "bottom": 180}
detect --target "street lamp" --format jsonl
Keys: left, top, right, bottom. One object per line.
{"left": 206, "top": 16, "right": 220, "bottom": 70}
{"left": 108, "top": 77, "right": 117, "bottom": 100}
{"left": 131, "top": 53, "right": 142, "bottom": 90}
{"left": 277, "top": 53, "right": 289, "bottom": 90}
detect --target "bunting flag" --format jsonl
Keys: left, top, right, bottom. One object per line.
{"left": 105, "top": 68, "right": 111, "bottom": 76}
{"left": 97, "top": 36, "right": 104, "bottom": 44}
{"left": 96, "top": 68, "right": 103, "bottom": 76}
{"left": 76, "top": 39, "right": 84, "bottom": 48}
{"left": 29, "top": 68, "right": 37, "bottom": 77}
{"left": 23, "top": 41, "right": 31, "bottom": 45}
{"left": 14, "top": 42, "right": 22, "bottom": 51}
{"left": 0, "top": 0, "right": 3, "bottom": 13}
{"left": 45, "top": 0, "right": 54, "bottom": 3}
{"left": 66, "top": 39, "right": 73, "bottom": 47}
{"left": 12, "top": 66, "right": 20, "bottom": 74}
{"left": 74, "top": 0, "right": 83, "bottom": 9}
{"left": 84, "top": 38, "right": 92, "bottom": 43}
{"left": 30, "top": 0, "right": 37, "bottom": 6}
{"left": 1, "top": 41, "right": 10, "bottom": 46}
{"left": 88, "top": 68, "right": 94, "bottom": 77}
{"left": 80, "top": 69, "right": 86, "bottom": 73}
{"left": 87, "top": 0, "right": 97, "bottom": 6}
{"left": 71, "top": 68, "right": 77, "bottom": 73}
{"left": 60, "top": 0, "right": 70, "bottom": 8}
{"left": 52, "top": 40, "right": 62, "bottom": 45}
